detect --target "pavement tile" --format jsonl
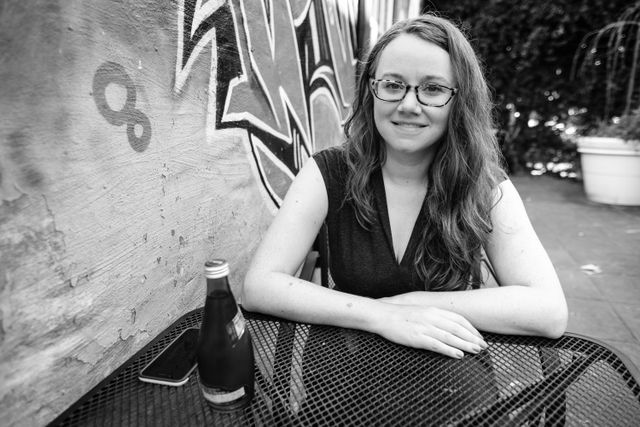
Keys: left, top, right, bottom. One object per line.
{"left": 594, "top": 256, "right": 640, "bottom": 277}
{"left": 560, "top": 238, "right": 620, "bottom": 266}
{"left": 613, "top": 302, "right": 640, "bottom": 342}
{"left": 589, "top": 274, "right": 640, "bottom": 303}
{"left": 556, "top": 267, "right": 603, "bottom": 300}
{"left": 565, "top": 297, "right": 635, "bottom": 342}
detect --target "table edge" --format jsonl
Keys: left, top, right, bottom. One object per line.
{"left": 563, "top": 331, "right": 640, "bottom": 383}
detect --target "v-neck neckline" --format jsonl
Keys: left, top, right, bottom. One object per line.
{"left": 372, "top": 169, "right": 427, "bottom": 267}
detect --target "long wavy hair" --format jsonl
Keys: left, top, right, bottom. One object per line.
{"left": 342, "top": 14, "right": 504, "bottom": 291}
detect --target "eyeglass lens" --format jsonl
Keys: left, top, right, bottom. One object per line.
{"left": 373, "top": 80, "right": 453, "bottom": 106}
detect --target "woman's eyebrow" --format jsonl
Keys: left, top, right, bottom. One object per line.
{"left": 378, "top": 71, "right": 453, "bottom": 85}
{"left": 418, "top": 74, "right": 452, "bottom": 85}
{"left": 378, "top": 72, "right": 405, "bottom": 80}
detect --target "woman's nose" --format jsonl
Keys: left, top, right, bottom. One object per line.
{"left": 397, "top": 88, "right": 421, "bottom": 114}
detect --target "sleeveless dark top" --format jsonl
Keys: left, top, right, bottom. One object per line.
{"left": 313, "top": 147, "right": 427, "bottom": 298}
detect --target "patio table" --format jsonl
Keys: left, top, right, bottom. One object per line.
{"left": 50, "top": 307, "right": 640, "bottom": 426}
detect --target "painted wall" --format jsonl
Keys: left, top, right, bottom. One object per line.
{"left": 0, "top": 0, "right": 419, "bottom": 425}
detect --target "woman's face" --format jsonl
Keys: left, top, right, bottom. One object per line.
{"left": 371, "top": 33, "right": 455, "bottom": 159}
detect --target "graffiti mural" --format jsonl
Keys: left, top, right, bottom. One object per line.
{"left": 93, "top": 61, "right": 153, "bottom": 152}
{"left": 175, "top": 0, "right": 358, "bottom": 206}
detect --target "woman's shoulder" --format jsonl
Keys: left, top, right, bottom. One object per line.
{"left": 312, "top": 145, "right": 345, "bottom": 163}
{"left": 310, "top": 145, "right": 349, "bottom": 201}
{"left": 312, "top": 145, "right": 348, "bottom": 176}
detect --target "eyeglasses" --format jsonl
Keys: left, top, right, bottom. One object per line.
{"left": 369, "top": 78, "right": 458, "bottom": 107}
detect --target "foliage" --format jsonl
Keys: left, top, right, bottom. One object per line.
{"left": 572, "top": 2, "right": 640, "bottom": 120}
{"left": 422, "top": 0, "right": 634, "bottom": 174}
{"left": 589, "top": 108, "right": 640, "bottom": 140}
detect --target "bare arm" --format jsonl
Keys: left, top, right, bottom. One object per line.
{"left": 381, "top": 180, "right": 568, "bottom": 338}
{"left": 242, "top": 158, "right": 487, "bottom": 358}
{"left": 243, "top": 159, "right": 377, "bottom": 327}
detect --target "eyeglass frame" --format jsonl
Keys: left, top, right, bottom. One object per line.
{"left": 369, "top": 78, "right": 458, "bottom": 107}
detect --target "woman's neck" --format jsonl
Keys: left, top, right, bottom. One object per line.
{"left": 381, "top": 149, "right": 433, "bottom": 186}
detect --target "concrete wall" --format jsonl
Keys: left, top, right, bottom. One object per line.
{"left": 0, "top": 0, "right": 418, "bottom": 425}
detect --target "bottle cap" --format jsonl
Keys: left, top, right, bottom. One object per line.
{"left": 204, "top": 259, "right": 229, "bottom": 278}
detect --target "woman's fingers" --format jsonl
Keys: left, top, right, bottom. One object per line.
{"left": 376, "top": 304, "right": 488, "bottom": 358}
{"left": 414, "top": 320, "right": 486, "bottom": 357}
{"left": 438, "top": 311, "right": 488, "bottom": 348}
{"left": 439, "top": 309, "right": 485, "bottom": 340}
{"left": 414, "top": 335, "right": 466, "bottom": 359}
{"left": 432, "top": 327, "right": 485, "bottom": 356}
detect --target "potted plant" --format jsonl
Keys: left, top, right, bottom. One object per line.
{"left": 572, "top": 2, "right": 640, "bottom": 205}
{"left": 576, "top": 111, "right": 640, "bottom": 205}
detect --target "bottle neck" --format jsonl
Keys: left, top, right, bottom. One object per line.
{"left": 206, "top": 276, "right": 231, "bottom": 295}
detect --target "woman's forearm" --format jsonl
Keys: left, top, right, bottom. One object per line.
{"left": 242, "top": 272, "right": 489, "bottom": 358}
{"left": 242, "top": 271, "right": 381, "bottom": 331}
{"left": 383, "top": 286, "right": 568, "bottom": 338}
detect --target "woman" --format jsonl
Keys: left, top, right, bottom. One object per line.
{"left": 243, "top": 14, "right": 567, "bottom": 359}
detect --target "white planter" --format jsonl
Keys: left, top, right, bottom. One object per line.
{"left": 577, "top": 137, "right": 640, "bottom": 205}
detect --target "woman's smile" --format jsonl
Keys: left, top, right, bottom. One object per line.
{"left": 392, "top": 121, "right": 427, "bottom": 128}
{"left": 392, "top": 121, "right": 427, "bottom": 129}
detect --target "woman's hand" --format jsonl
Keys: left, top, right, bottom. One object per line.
{"left": 372, "top": 302, "right": 487, "bottom": 359}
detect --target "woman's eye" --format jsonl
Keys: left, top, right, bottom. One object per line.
{"left": 421, "top": 84, "right": 445, "bottom": 94}
{"left": 382, "top": 81, "right": 404, "bottom": 91}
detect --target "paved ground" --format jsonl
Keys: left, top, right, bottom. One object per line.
{"left": 511, "top": 174, "right": 640, "bottom": 370}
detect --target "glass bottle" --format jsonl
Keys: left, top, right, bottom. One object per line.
{"left": 197, "top": 259, "right": 254, "bottom": 410}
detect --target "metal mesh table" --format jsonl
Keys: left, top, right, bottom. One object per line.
{"left": 50, "top": 308, "right": 640, "bottom": 426}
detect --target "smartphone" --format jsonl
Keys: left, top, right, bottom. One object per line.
{"left": 139, "top": 327, "right": 199, "bottom": 386}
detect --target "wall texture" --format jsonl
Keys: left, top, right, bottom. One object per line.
{"left": 0, "top": 0, "right": 418, "bottom": 425}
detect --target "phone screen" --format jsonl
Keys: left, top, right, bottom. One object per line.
{"left": 139, "top": 327, "right": 199, "bottom": 385}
